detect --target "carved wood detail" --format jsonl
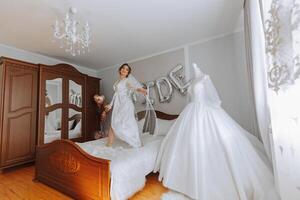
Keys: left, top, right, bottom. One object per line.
{"left": 40, "top": 63, "right": 86, "bottom": 77}
{"left": 49, "top": 151, "right": 80, "bottom": 174}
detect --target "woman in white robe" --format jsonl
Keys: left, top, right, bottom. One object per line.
{"left": 105, "top": 63, "right": 147, "bottom": 147}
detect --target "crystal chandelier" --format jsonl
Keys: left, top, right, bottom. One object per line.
{"left": 52, "top": 7, "right": 91, "bottom": 56}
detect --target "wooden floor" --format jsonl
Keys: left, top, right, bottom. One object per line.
{"left": 0, "top": 164, "right": 168, "bottom": 200}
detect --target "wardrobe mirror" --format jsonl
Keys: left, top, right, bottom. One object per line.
{"left": 68, "top": 108, "right": 82, "bottom": 139}
{"left": 44, "top": 108, "right": 62, "bottom": 144}
{"left": 69, "top": 80, "right": 82, "bottom": 107}
{"left": 45, "top": 78, "right": 63, "bottom": 106}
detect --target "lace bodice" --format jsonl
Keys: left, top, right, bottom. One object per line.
{"left": 113, "top": 79, "right": 130, "bottom": 96}
{"left": 189, "top": 75, "right": 221, "bottom": 107}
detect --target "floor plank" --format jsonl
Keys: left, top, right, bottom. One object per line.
{"left": 0, "top": 165, "right": 167, "bottom": 200}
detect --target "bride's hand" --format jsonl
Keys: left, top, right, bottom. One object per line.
{"left": 137, "top": 88, "right": 147, "bottom": 96}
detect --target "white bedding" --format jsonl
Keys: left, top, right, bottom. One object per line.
{"left": 77, "top": 133, "right": 165, "bottom": 200}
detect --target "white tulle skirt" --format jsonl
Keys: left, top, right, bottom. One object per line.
{"left": 154, "top": 102, "right": 279, "bottom": 200}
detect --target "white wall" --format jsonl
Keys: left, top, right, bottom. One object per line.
{"left": 132, "top": 49, "right": 187, "bottom": 114}
{"left": 188, "top": 31, "right": 258, "bottom": 134}
{"left": 0, "top": 44, "right": 97, "bottom": 77}
{"left": 98, "top": 31, "right": 258, "bottom": 134}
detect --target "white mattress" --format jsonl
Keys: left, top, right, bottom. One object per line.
{"left": 77, "top": 133, "right": 165, "bottom": 200}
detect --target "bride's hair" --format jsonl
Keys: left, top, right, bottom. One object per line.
{"left": 119, "top": 63, "right": 132, "bottom": 77}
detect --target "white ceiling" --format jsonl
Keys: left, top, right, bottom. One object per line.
{"left": 0, "top": 0, "right": 244, "bottom": 69}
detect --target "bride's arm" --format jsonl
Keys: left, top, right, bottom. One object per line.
{"left": 136, "top": 87, "right": 147, "bottom": 96}
{"left": 105, "top": 81, "right": 118, "bottom": 111}
{"left": 125, "top": 74, "right": 148, "bottom": 95}
{"left": 105, "top": 93, "right": 116, "bottom": 111}
{"left": 127, "top": 82, "right": 147, "bottom": 96}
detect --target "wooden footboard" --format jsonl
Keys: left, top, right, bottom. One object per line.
{"left": 35, "top": 140, "right": 110, "bottom": 200}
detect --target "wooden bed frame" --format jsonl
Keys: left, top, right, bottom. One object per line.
{"left": 35, "top": 110, "right": 178, "bottom": 200}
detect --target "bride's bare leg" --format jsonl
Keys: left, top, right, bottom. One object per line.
{"left": 106, "top": 126, "right": 115, "bottom": 146}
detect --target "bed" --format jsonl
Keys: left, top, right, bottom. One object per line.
{"left": 35, "top": 110, "right": 178, "bottom": 200}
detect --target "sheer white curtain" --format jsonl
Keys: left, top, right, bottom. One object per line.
{"left": 263, "top": 0, "right": 300, "bottom": 199}
{"left": 244, "top": 0, "right": 273, "bottom": 161}
{"left": 246, "top": 0, "right": 300, "bottom": 199}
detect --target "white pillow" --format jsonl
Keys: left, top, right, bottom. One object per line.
{"left": 155, "top": 118, "right": 176, "bottom": 136}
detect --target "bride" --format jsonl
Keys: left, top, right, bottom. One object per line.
{"left": 154, "top": 64, "right": 279, "bottom": 200}
{"left": 105, "top": 63, "right": 147, "bottom": 147}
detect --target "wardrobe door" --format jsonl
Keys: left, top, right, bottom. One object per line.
{"left": 42, "top": 76, "right": 64, "bottom": 144}
{"left": 1, "top": 62, "right": 38, "bottom": 167}
{"left": 67, "top": 76, "right": 85, "bottom": 142}
{"left": 38, "top": 68, "right": 64, "bottom": 145}
{"left": 38, "top": 63, "right": 87, "bottom": 144}
{"left": 86, "top": 76, "right": 100, "bottom": 141}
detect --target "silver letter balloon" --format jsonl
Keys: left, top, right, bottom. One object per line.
{"left": 155, "top": 77, "right": 173, "bottom": 103}
{"left": 143, "top": 81, "right": 155, "bottom": 105}
{"left": 169, "top": 64, "right": 192, "bottom": 95}
{"left": 132, "top": 64, "right": 192, "bottom": 105}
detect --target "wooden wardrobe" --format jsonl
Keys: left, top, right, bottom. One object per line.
{"left": 0, "top": 57, "right": 100, "bottom": 170}
{"left": 0, "top": 57, "right": 38, "bottom": 169}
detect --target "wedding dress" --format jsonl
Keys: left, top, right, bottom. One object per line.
{"left": 154, "top": 64, "right": 279, "bottom": 200}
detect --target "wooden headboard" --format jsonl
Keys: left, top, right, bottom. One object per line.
{"left": 137, "top": 110, "right": 178, "bottom": 120}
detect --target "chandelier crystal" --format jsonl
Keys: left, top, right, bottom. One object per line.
{"left": 52, "top": 7, "right": 91, "bottom": 56}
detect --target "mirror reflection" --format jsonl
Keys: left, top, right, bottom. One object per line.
{"left": 46, "top": 78, "right": 63, "bottom": 107}
{"left": 69, "top": 80, "right": 82, "bottom": 107}
{"left": 68, "top": 109, "right": 82, "bottom": 139}
{"left": 44, "top": 108, "right": 62, "bottom": 144}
